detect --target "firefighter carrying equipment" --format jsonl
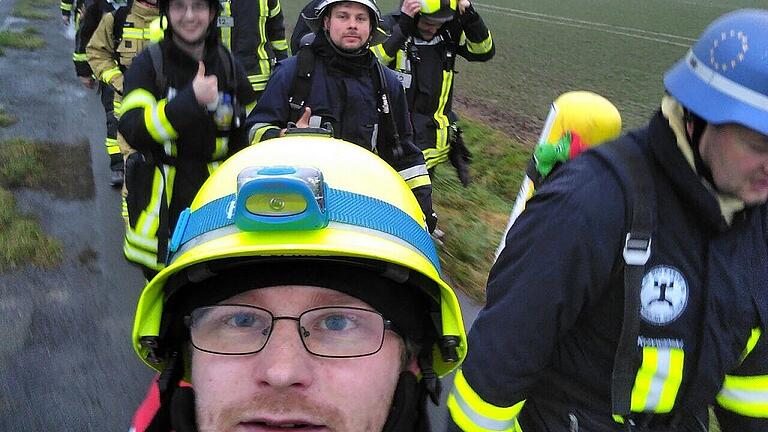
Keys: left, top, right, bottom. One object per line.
{"left": 215, "top": 0, "right": 288, "bottom": 97}
{"left": 245, "top": 29, "right": 437, "bottom": 232}
{"left": 302, "top": 0, "right": 390, "bottom": 48}
{"left": 118, "top": 36, "right": 256, "bottom": 279}
{"left": 373, "top": 3, "right": 493, "bottom": 173}
{"left": 664, "top": 9, "right": 768, "bottom": 136}
{"left": 495, "top": 91, "right": 622, "bottom": 259}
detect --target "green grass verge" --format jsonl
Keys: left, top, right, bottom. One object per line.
{"left": 0, "top": 137, "right": 47, "bottom": 188}
{"left": 0, "top": 108, "right": 18, "bottom": 127}
{"left": 0, "top": 28, "right": 45, "bottom": 51}
{"left": 432, "top": 116, "right": 531, "bottom": 301}
{"left": 13, "top": 0, "right": 57, "bottom": 20}
{"left": 0, "top": 137, "right": 65, "bottom": 272}
{"left": 0, "top": 188, "right": 62, "bottom": 272}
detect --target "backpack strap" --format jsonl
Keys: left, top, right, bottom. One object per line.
{"left": 147, "top": 43, "right": 168, "bottom": 96}
{"left": 288, "top": 34, "right": 316, "bottom": 124}
{"left": 592, "top": 132, "right": 656, "bottom": 419}
{"left": 111, "top": 2, "right": 131, "bottom": 60}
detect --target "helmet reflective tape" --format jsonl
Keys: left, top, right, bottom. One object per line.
{"left": 683, "top": 50, "right": 768, "bottom": 112}
{"left": 421, "top": 0, "right": 456, "bottom": 15}
{"left": 168, "top": 168, "right": 440, "bottom": 271}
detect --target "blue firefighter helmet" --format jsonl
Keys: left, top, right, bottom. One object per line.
{"left": 663, "top": 9, "right": 768, "bottom": 136}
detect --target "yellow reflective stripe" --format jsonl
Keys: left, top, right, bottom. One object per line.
{"left": 220, "top": 1, "right": 232, "bottom": 50}
{"left": 61, "top": 1, "right": 72, "bottom": 11}
{"left": 101, "top": 66, "right": 122, "bottom": 84}
{"left": 248, "top": 73, "right": 270, "bottom": 85}
{"left": 406, "top": 175, "right": 431, "bottom": 190}
{"left": 73, "top": 52, "right": 87, "bottom": 61}
{"left": 125, "top": 224, "right": 159, "bottom": 252}
{"left": 105, "top": 137, "right": 120, "bottom": 155}
{"left": 121, "top": 89, "right": 156, "bottom": 113}
{"left": 630, "top": 347, "right": 684, "bottom": 413}
{"left": 123, "top": 241, "right": 164, "bottom": 270}
{"left": 207, "top": 161, "right": 220, "bottom": 175}
{"left": 271, "top": 39, "right": 288, "bottom": 51}
{"left": 256, "top": 0, "right": 269, "bottom": 74}
{"left": 466, "top": 31, "right": 494, "bottom": 54}
{"left": 134, "top": 167, "right": 164, "bottom": 242}
{"left": 739, "top": 328, "right": 761, "bottom": 363}
{"left": 268, "top": 1, "right": 280, "bottom": 17}
{"left": 427, "top": 68, "right": 453, "bottom": 169}
{"left": 252, "top": 125, "right": 280, "bottom": 143}
{"left": 372, "top": 44, "right": 395, "bottom": 64}
{"left": 144, "top": 99, "right": 178, "bottom": 143}
{"left": 717, "top": 374, "right": 768, "bottom": 418}
{"left": 163, "top": 165, "right": 176, "bottom": 207}
{"left": 114, "top": 99, "right": 123, "bottom": 117}
{"left": 212, "top": 136, "right": 229, "bottom": 160}
{"left": 122, "top": 28, "right": 155, "bottom": 40}
{"left": 448, "top": 370, "right": 523, "bottom": 431}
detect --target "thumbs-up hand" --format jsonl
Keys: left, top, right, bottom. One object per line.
{"left": 296, "top": 107, "right": 312, "bottom": 128}
{"left": 193, "top": 61, "right": 218, "bottom": 107}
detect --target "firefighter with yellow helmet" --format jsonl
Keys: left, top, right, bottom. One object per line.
{"left": 130, "top": 135, "right": 466, "bottom": 431}
{"left": 373, "top": 0, "right": 494, "bottom": 186}
{"left": 495, "top": 91, "right": 623, "bottom": 258}
{"left": 450, "top": 9, "right": 768, "bottom": 432}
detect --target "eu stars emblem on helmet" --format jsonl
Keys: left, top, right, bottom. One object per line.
{"left": 664, "top": 9, "right": 768, "bottom": 135}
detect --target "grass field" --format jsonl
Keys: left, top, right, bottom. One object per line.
{"left": 276, "top": 0, "right": 762, "bottom": 301}
{"left": 283, "top": 0, "right": 760, "bottom": 129}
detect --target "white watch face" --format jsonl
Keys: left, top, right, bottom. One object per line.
{"left": 640, "top": 265, "right": 689, "bottom": 326}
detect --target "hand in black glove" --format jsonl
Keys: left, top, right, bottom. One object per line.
{"left": 426, "top": 210, "right": 438, "bottom": 234}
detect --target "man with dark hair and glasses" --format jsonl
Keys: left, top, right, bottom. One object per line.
{"left": 128, "top": 134, "right": 466, "bottom": 431}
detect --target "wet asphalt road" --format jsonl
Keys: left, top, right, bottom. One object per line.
{"left": 0, "top": 1, "right": 484, "bottom": 429}
{"left": 0, "top": 2, "right": 151, "bottom": 430}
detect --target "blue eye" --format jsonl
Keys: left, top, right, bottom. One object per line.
{"left": 227, "top": 312, "right": 259, "bottom": 328}
{"left": 321, "top": 314, "right": 353, "bottom": 331}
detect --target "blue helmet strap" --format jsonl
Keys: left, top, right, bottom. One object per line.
{"left": 167, "top": 187, "right": 441, "bottom": 272}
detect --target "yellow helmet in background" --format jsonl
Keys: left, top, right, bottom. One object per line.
{"left": 534, "top": 91, "right": 623, "bottom": 177}
{"left": 540, "top": 91, "right": 622, "bottom": 148}
{"left": 132, "top": 135, "right": 466, "bottom": 378}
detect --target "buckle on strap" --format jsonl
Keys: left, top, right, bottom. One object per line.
{"left": 623, "top": 232, "right": 651, "bottom": 266}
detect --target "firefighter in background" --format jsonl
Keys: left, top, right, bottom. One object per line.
{"left": 246, "top": 0, "right": 438, "bottom": 233}
{"left": 71, "top": 0, "right": 126, "bottom": 187}
{"left": 87, "top": 0, "right": 162, "bottom": 190}
{"left": 449, "top": 9, "right": 768, "bottom": 431}
{"left": 374, "top": 0, "right": 494, "bottom": 187}
{"left": 216, "top": 0, "right": 289, "bottom": 107}
{"left": 494, "top": 91, "right": 622, "bottom": 259}
{"left": 117, "top": 0, "right": 256, "bottom": 279}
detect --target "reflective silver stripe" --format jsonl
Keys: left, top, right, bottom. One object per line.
{"left": 398, "top": 164, "right": 429, "bottom": 181}
{"left": 686, "top": 50, "right": 768, "bottom": 111}
{"left": 451, "top": 387, "right": 517, "bottom": 431}
{"left": 645, "top": 348, "right": 671, "bottom": 410}
{"left": 371, "top": 123, "right": 379, "bottom": 152}
{"left": 719, "top": 388, "right": 768, "bottom": 404}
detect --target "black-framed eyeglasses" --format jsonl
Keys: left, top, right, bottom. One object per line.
{"left": 186, "top": 305, "right": 394, "bottom": 358}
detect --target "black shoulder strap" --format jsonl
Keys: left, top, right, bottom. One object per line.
{"left": 373, "top": 61, "right": 403, "bottom": 159}
{"left": 111, "top": 2, "right": 131, "bottom": 46}
{"left": 148, "top": 43, "right": 168, "bottom": 96}
{"left": 288, "top": 34, "right": 316, "bottom": 123}
{"left": 216, "top": 44, "right": 236, "bottom": 93}
{"left": 592, "top": 133, "right": 656, "bottom": 418}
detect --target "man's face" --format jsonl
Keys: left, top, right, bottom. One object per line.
{"left": 416, "top": 16, "right": 445, "bottom": 41}
{"left": 191, "top": 285, "right": 406, "bottom": 432}
{"left": 323, "top": 2, "right": 371, "bottom": 51}
{"left": 699, "top": 123, "right": 768, "bottom": 205}
{"left": 168, "top": 0, "right": 214, "bottom": 45}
